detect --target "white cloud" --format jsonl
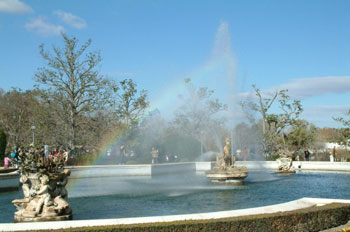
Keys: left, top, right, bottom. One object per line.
{"left": 301, "top": 105, "right": 350, "bottom": 128}
{"left": 0, "top": 0, "right": 33, "bottom": 13}
{"left": 53, "top": 10, "right": 87, "bottom": 29}
{"left": 266, "top": 76, "right": 350, "bottom": 99}
{"left": 238, "top": 76, "right": 350, "bottom": 102}
{"left": 302, "top": 105, "right": 349, "bottom": 117}
{"left": 236, "top": 77, "right": 350, "bottom": 127}
{"left": 25, "top": 17, "right": 64, "bottom": 36}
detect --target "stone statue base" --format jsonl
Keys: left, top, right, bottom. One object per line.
{"left": 276, "top": 157, "right": 295, "bottom": 175}
{"left": 277, "top": 169, "right": 296, "bottom": 175}
{"left": 13, "top": 170, "right": 72, "bottom": 223}
{"left": 206, "top": 166, "right": 248, "bottom": 184}
{"left": 13, "top": 196, "right": 72, "bottom": 223}
{"left": 15, "top": 213, "right": 72, "bottom": 223}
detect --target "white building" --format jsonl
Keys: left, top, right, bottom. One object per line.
{"left": 325, "top": 142, "right": 350, "bottom": 150}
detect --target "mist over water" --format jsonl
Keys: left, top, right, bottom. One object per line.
{"left": 212, "top": 21, "right": 238, "bottom": 116}
{"left": 67, "top": 174, "right": 244, "bottom": 199}
{"left": 196, "top": 21, "right": 264, "bottom": 162}
{"left": 200, "top": 151, "right": 218, "bottom": 161}
{"left": 97, "top": 21, "right": 264, "bottom": 167}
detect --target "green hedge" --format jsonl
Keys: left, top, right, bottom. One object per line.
{"left": 0, "top": 129, "right": 6, "bottom": 165}
{"left": 28, "top": 203, "right": 350, "bottom": 232}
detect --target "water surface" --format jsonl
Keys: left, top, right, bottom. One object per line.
{"left": 1, "top": 171, "right": 349, "bottom": 223}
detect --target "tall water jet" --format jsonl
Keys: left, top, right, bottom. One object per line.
{"left": 189, "top": 21, "right": 239, "bottom": 159}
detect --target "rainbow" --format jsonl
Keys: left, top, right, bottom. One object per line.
{"left": 67, "top": 52, "right": 236, "bottom": 191}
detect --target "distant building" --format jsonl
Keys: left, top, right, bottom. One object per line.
{"left": 324, "top": 142, "right": 350, "bottom": 150}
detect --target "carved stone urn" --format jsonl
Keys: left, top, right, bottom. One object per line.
{"left": 12, "top": 146, "right": 72, "bottom": 222}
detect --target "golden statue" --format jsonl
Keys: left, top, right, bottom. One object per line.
{"left": 206, "top": 138, "right": 247, "bottom": 184}
{"left": 223, "top": 138, "right": 232, "bottom": 168}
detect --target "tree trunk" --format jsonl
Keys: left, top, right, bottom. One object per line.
{"left": 69, "top": 110, "right": 76, "bottom": 155}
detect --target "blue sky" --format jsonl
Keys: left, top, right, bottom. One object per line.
{"left": 1, "top": 0, "right": 350, "bottom": 128}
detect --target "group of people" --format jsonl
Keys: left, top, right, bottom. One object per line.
{"left": 45, "top": 147, "right": 69, "bottom": 167}
{"left": 296, "top": 148, "right": 311, "bottom": 161}
{"left": 150, "top": 147, "right": 178, "bottom": 164}
{"left": 3, "top": 144, "right": 69, "bottom": 172}
{"left": 3, "top": 147, "right": 20, "bottom": 169}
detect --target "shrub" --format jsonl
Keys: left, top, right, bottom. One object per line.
{"left": 0, "top": 129, "right": 6, "bottom": 166}
{"left": 39, "top": 203, "right": 350, "bottom": 232}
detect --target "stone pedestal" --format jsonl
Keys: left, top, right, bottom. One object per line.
{"left": 206, "top": 138, "right": 248, "bottom": 184}
{"left": 276, "top": 157, "right": 295, "bottom": 175}
{"left": 13, "top": 170, "right": 72, "bottom": 223}
{"left": 277, "top": 169, "right": 296, "bottom": 175}
{"left": 206, "top": 166, "right": 248, "bottom": 184}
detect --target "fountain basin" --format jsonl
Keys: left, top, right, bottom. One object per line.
{"left": 0, "top": 171, "right": 19, "bottom": 192}
{"left": 1, "top": 162, "right": 350, "bottom": 226}
{"left": 1, "top": 197, "right": 350, "bottom": 231}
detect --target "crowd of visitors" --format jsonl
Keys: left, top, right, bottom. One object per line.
{"left": 3, "top": 144, "right": 69, "bottom": 171}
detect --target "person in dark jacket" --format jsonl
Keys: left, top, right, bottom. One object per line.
{"left": 304, "top": 149, "right": 310, "bottom": 161}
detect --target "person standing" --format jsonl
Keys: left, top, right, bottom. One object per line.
{"left": 10, "top": 151, "right": 17, "bottom": 168}
{"left": 304, "top": 149, "right": 310, "bottom": 161}
{"left": 62, "top": 149, "right": 69, "bottom": 165}
{"left": 14, "top": 147, "right": 19, "bottom": 168}
{"left": 119, "top": 145, "right": 126, "bottom": 164}
{"left": 297, "top": 148, "right": 303, "bottom": 161}
{"left": 4, "top": 156, "right": 12, "bottom": 169}
{"left": 151, "top": 147, "right": 159, "bottom": 164}
{"left": 332, "top": 146, "right": 337, "bottom": 162}
{"left": 39, "top": 146, "right": 46, "bottom": 166}
{"left": 242, "top": 148, "right": 248, "bottom": 161}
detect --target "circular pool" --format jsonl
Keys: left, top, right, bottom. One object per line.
{"left": 1, "top": 170, "right": 350, "bottom": 223}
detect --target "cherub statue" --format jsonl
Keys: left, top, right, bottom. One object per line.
{"left": 19, "top": 175, "right": 30, "bottom": 201}
{"left": 53, "top": 169, "right": 71, "bottom": 214}
{"left": 33, "top": 175, "right": 53, "bottom": 216}
{"left": 54, "top": 169, "right": 71, "bottom": 200}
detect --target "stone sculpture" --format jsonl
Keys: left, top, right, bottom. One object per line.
{"left": 276, "top": 157, "right": 295, "bottom": 174}
{"left": 206, "top": 138, "right": 248, "bottom": 184}
{"left": 12, "top": 145, "right": 72, "bottom": 222}
{"left": 223, "top": 138, "right": 232, "bottom": 168}
{"left": 275, "top": 147, "right": 295, "bottom": 174}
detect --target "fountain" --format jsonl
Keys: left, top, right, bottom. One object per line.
{"left": 12, "top": 145, "right": 72, "bottom": 222}
{"left": 1, "top": 158, "right": 350, "bottom": 230}
{"left": 205, "top": 138, "right": 248, "bottom": 184}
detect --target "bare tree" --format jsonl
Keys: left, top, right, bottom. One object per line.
{"left": 0, "top": 89, "right": 40, "bottom": 147}
{"left": 34, "top": 34, "right": 116, "bottom": 153}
